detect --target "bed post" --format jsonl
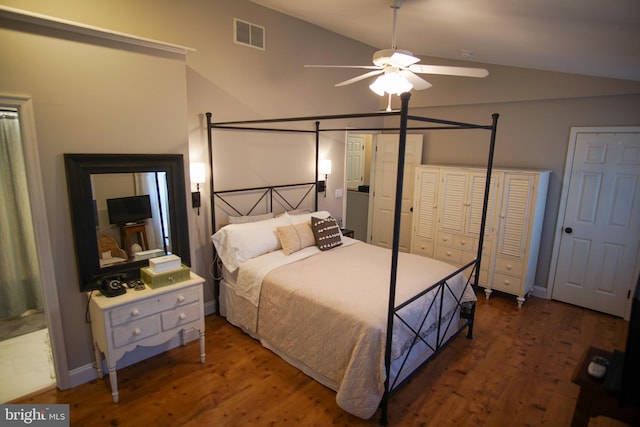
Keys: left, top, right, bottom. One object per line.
{"left": 315, "top": 121, "right": 320, "bottom": 211}
{"left": 469, "top": 112, "right": 499, "bottom": 338}
{"left": 380, "top": 92, "right": 411, "bottom": 426}
{"left": 206, "top": 112, "right": 220, "bottom": 316}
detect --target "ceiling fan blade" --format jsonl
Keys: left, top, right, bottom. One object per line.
{"left": 408, "top": 64, "right": 489, "bottom": 78}
{"left": 305, "top": 65, "right": 381, "bottom": 70}
{"left": 335, "top": 69, "right": 384, "bottom": 87}
{"left": 399, "top": 70, "right": 432, "bottom": 90}
{"left": 389, "top": 51, "right": 420, "bottom": 67}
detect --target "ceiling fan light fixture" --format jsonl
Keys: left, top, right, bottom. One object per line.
{"left": 369, "top": 71, "right": 413, "bottom": 96}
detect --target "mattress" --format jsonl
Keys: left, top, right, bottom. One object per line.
{"left": 219, "top": 239, "right": 476, "bottom": 419}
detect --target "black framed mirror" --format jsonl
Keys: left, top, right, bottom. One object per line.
{"left": 65, "top": 153, "right": 191, "bottom": 292}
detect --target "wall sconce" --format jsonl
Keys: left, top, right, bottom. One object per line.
{"left": 190, "top": 162, "right": 205, "bottom": 215}
{"left": 318, "top": 159, "right": 332, "bottom": 198}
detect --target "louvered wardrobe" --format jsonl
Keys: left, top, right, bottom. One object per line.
{"left": 410, "top": 165, "right": 550, "bottom": 308}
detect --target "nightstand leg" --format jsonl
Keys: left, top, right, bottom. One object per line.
{"left": 199, "top": 329, "right": 206, "bottom": 363}
{"left": 93, "top": 343, "right": 104, "bottom": 378}
{"left": 108, "top": 365, "right": 119, "bottom": 403}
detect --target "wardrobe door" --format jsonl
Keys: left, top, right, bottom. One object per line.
{"left": 461, "top": 170, "right": 502, "bottom": 286}
{"left": 410, "top": 166, "right": 439, "bottom": 257}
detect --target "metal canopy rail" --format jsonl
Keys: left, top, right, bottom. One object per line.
{"left": 205, "top": 93, "right": 499, "bottom": 425}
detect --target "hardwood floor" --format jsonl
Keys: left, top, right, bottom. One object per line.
{"left": 15, "top": 293, "right": 631, "bottom": 426}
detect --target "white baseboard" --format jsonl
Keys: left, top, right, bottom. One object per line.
{"left": 67, "top": 331, "right": 201, "bottom": 390}
{"left": 531, "top": 284, "right": 549, "bottom": 299}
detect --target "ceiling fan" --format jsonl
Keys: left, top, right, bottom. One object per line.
{"left": 305, "top": 0, "right": 488, "bottom": 97}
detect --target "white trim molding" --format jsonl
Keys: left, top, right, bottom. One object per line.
{"left": 0, "top": 5, "right": 195, "bottom": 55}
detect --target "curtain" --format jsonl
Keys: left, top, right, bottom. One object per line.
{"left": 0, "top": 111, "right": 43, "bottom": 319}
{"left": 137, "top": 172, "right": 170, "bottom": 253}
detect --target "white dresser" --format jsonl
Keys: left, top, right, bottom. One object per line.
{"left": 88, "top": 273, "right": 205, "bottom": 402}
{"left": 411, "top": 165, "right": 549, "bottom": 308}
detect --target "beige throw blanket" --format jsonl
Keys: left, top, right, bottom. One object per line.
{"left": 257, "top": 242, "right": 476, "bottom": 419}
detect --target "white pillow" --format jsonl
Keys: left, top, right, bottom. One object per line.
{"left": 228, "top": 212, "right": 274, "bottom": 224}
{"left": 287, "top": 210, "right": 331, "bottom": 225}
{"left": 212, "top": 214, "right": 290, "bottom": 272}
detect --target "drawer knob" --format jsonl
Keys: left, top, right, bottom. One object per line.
{"left": 506, "top": 264, "right": 512, "bottom": 270}
{"left": 179, "top": 313, "right": 187, "bottom": 320}
{"left": 446, "top": 251, "right": 451, "bottom": 256}
{"left": 504, "top": 280, "right": 510, "bottom": 285}
{"left": 133, "top": 328, "right": 142, "bottom": 336}
{"left": 131, "top": 309, "right": 140, "bottom": 317}
{"left": 461, "top": 240, "right": 466, "bottom": 245}
{"left": 442, "top": 237, "right": 448, "bottom": 241}
{"left": 178, "top": 295, "right": 185, "bottom": 302}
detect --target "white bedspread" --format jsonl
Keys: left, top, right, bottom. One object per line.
{"left": 231, "top": 241, "right": 476, "bottom": 419}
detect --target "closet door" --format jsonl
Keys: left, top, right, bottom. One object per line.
{"left": 410, "top": 166, "right": 439, "bottom": 257}
{"left": 370, "top": 134, "right": 423, "bottom": 251}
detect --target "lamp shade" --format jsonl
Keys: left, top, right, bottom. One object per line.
{"left": 190, "top": 162, "right": 206, "bottom": 184}
{"left": 319, "top": 159, "right": 332, "bottom": 175}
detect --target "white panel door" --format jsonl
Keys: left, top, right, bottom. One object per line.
{"left": 552, "top": 130, "right": 640, "bottom": 316}
{"left": 370, "top": 134, "right": 422, "bottom": 251}
{"left": 346, "top": 133, "right": 366, "bottom": 190}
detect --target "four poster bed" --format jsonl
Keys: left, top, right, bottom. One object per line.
{"left": 205, "top": 93, "right": 499, "bottom": 424}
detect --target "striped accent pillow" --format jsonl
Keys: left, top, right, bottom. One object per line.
{"left": 310, "top": 216, "right": 342, "bottom": 251}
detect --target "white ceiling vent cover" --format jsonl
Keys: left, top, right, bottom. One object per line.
{"left": 234, "top": 18, "right": 265, "bottom": 50}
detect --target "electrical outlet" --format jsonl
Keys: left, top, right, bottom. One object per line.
{"left": 335, "top": 189, "right": 344, "bottom": 198}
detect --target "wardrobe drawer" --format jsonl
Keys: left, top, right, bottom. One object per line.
{"left": 494, "top": 258, "right": 524, "bottom": 276}
{"left": 161, "top": 302, "right": 200, "bottom": 332}
{"left": 112, "top": 315, "right": 160, "bottom": 348}
{"left": 453, "top": 235, "right": 476, "bottom": 251}
{"left": 435, "top": 246, "right": 462, "bottom": 264}
{"left": 492, "top": 272, "right": 523, "bottom": 294}
{"left": 411, "top": 237, "right": 434, "bottom": 257}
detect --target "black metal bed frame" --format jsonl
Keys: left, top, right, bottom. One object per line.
{"left": 205, "top": 92, "right": 499, "bottom": 424}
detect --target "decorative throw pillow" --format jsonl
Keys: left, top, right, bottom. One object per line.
{"left": 310, "top": 216, "right": 342, "bottom": 251}
{"left": 276, "top": 222, "right": 316, "bottom": 255}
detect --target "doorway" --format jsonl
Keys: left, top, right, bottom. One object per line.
{"left": 345, "top": 133, "right": 373, "bottom": 241}
{"left": 0, "top": 96, "right": 68, "bottom": 400}
{"left": 548, "top": 127, "right": 640, "bottom": 317}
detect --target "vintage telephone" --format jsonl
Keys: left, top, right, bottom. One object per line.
{"left": 98, "top": 274, "right": 127, "bottom": 297}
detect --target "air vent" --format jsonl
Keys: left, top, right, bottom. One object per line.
{"left": 234, "top": 18, "right": 265, "bottom": 50}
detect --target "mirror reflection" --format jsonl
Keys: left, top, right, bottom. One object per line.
{"left": 91, "top": 172, "right": 171, "bottom": 268}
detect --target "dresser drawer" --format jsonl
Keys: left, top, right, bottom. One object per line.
{"left": 492, "top": 272, "right": 523, "bottom": 294}
{"left": 435, "top": 245, "right": 462, "bottom": 264}
{"left": 161, "top": 302, "right": 200, "bottom": 331}
{"left": 112, "top": 315, "right": 160, "bottom": 348}
{"left": 109, "top": 286, "right": 201, "bottom": 327}
{"left": 494, "top": 258, "right": 524, "bottom": 276}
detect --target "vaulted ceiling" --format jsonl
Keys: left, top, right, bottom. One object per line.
{"left": 251, "top": 0, "right": 640, "bottom": 82}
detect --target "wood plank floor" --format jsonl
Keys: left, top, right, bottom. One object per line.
{"left": 15, "top": 293, "right": 631, "bottom": 426}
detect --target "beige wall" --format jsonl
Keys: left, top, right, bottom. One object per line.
{"left": 1, "top": 0, "right": 639, "bottom": 387}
